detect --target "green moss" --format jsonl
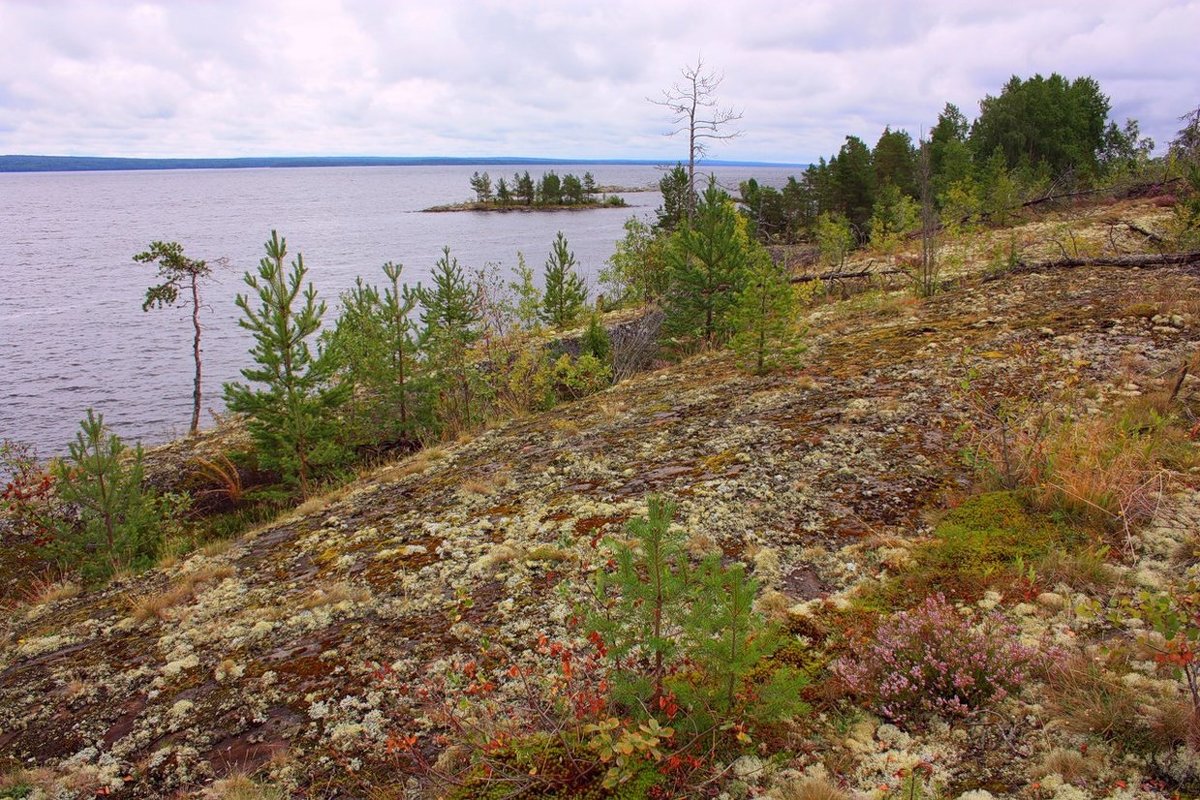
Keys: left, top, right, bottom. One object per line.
{"left": 868, "top": 491, "right": 1084, "bottom": 605}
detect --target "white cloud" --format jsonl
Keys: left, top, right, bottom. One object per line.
{"left": 0, "top": 0, "right": 1196, "bottom": 161}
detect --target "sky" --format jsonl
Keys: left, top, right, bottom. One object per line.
{"left": 0, "top": 0, "right": 1197, "bottom": 164}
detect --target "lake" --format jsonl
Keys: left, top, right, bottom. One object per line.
{"left": 0, "top": 163, "right": 798, "bottom": 457}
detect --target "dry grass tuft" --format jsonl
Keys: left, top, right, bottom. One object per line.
{"left": 297, "top": 581, "right": 371, "bottom": 611}
{"left": 128, "top": 563, "right": 235, "bottom": 622}
{"left": 1031, "top": 747, "right": 1102, "bottom": 786}
{"left": 21, "top": 572, "right": 81, "bottom": 607}
{"left": 1034, "top": 547, "right": 1117, "bottom": 594}
{"left": 201, "top": 773, "right": 285, "bottom": 800}
{"left": 770, "top": 774, "right": 850, "bottom": 800}
{"left": 380, "top": 446, "right": 445, "bottom": 481}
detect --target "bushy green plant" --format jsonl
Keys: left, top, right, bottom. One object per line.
{"left": 421, "top": 246, "right": 484, "bottom": 434}
{"left": 815, "top": 212, "right": 854, "bottom": 268}
{"left": 661, "top": 179, "right": 753, "bottom": 351}
{"left": 47, "top": 410, "right": 165, "bottom": 582}
{"left": 326, "top": 261, "right": 429, "bottom": 449}
{"left": 551, "top": 353, "right": 612, "bottom": 401}
{"left": 728, "top": 251, "right": 814, "bottom": 375}
{"left": 581, "top": 312, "right": 612, "bottom": 362}
{"left": 600, "top": 216, "right": 670, "bottom": 306}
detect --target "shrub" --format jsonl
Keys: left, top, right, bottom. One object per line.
{"left": 836, "top": 593, "right": 1037, "bottom": 725}
{"left": 46, "top": 410, "right": 169, "bottom": 583}
{"left": 0, "top": 438, "right": 53, "bottom": 540}
{"left": 552, "top": 353, "right": 612, "bottom": 401}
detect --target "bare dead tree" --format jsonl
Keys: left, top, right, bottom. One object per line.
{"left": 916, "top": 138, "right": 940, "bottom": 297}
{"left": 649, "top": 58, "right": 743, "bottom": 219}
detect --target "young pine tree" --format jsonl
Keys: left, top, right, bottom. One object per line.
{"left": 421, "top": 246, "right": 483, "bottom": 433}
{"left": 681, "top": 559, "right": 808, "bottom": 733}
{"left": 590, "top": 496, "right": 691, "bottom": 708}
{"left": 223, "top": 231, "right": 348, "bottom": 498}
{"left": 326, "top": 262, "right": 426, "bottom": 449}
{"left": 540, "top": 231, "right": 588, "bottom": 328}
{"left": 134, "top": 241, "right": 214, "bottom": 435}
{"left": 49, "top": 410, "right": 162, "bottom": 582}
{"left": 729, "top": 250, "right": 806, "bottom": 375}
{"left": 508, "top": 252, "right": 543, "bottom": 331}
{"left": 661, "top": 178, "right": 752, "bottom": 351}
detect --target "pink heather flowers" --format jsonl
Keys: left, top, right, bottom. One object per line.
{"left": 836, "top": 593, "right": 1037, "bottom": 725}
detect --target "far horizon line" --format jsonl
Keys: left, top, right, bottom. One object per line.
{"left": 0, "top": 154, "right": 808, "bottom": 174}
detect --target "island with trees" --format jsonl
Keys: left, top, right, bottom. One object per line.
{"left": 423, "top": 168, "right": 631, "bottom": 211}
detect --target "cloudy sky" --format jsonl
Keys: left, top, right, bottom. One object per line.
{"left": 0, "top": 0, "right": 1196, "bottom": 163}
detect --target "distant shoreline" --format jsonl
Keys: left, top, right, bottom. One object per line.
{"left": 0, "top": 155, "right": 806, "bottom": 174}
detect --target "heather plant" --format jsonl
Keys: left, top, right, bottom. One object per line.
{"left": 836, "top": 593, "right": 1037, "bottom": 725}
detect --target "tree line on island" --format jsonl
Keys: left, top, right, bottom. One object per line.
{"left": 456, "top": 169, "right": 627, "bottom": 209}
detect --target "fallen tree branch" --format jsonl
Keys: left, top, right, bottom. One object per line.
{"left": 789, "top": 267, "right": 908, "bottom": 283}
{"left": 984, "top": 250, "right": 1200, "bottom": 280}
{"left": 1124, "top": 221, "right": 1166, "bottom": 245}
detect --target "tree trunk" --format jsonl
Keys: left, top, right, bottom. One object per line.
{"left": 984, "top": 250, "right": 1200, "bottom": 280}
{"left": 190, "top": 274, "right": 202, "bottom": 435}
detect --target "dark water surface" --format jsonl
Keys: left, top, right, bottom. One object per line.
{"left": 0, "top": 164, "right": 794, "bottom": 456}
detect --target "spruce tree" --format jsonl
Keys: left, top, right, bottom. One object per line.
{"left": 420, "top": 246, "right": 482, "bottom": 432}
{"left": 223, "top": 231, "right": 347, "bottom": 498}
{"left": 661, "top": 178, "right": 751, "bottom": 350}
{"left": 540, "top": 231, "right": 588, "bottom": 328}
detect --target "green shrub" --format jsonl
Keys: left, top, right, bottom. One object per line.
{"left": 47, "top": 410, "right": 168, "bottom": 582}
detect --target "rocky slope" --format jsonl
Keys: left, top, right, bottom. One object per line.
{"left": 2, "top": 198, "right": 1198, "bottom": 799}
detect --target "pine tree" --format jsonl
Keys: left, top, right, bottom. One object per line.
{"left": 223, "top": 231, "right": 347, "bottom": 498}
{"left": 326, "top": 262, "right": 426, "bottom": 448}
{"left": 661, "top": 178, "right": 751, "bottom": 350}
{"left": 421, "top": 246, "right": 482, "bottom": 433}
{"left": 590, "top": 496, "right": 690, "bottom": 707}
{"left": 508, "top": 252, "right": 543, "bottom": 330}
{"left": 49, "top": 410, "right": 162, "bottom": 582}
{"left": 729, "top": 250, "right": 805, "bottom": 375}
{"left": 134, "top": 241, "right": 213, "bottom": 435}
{"left": 540, "top": 231, "right": 588, "bottom": 328}
{"left": 469, "top": 171, "right": 492, "bottom": 203}
{"left": 516, "top": 171, "right": 535, "bottom": 206}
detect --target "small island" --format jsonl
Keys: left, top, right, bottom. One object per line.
{"left": 423, "top": 168, "right": 633, "bottom": 212}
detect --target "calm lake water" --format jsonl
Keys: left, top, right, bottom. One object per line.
{"left": 0, "top": 164, "right": 797, "bottom": 457}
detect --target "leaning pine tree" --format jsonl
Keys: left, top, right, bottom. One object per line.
{"left": 224, "top": 231, "right": 347, "bottom": 498}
